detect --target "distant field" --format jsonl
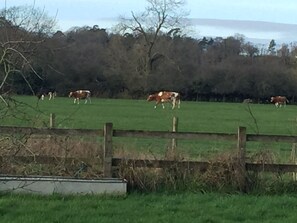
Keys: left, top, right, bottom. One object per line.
{"left": 1, "top": 96, "right": 297, "bottom": 160}
{"left": 3, "top": 95, "right": 297, "bottom": 134}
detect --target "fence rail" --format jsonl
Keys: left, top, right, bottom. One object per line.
{"left": 3, "top": 125, "right": 297, "bottom": 142}
{"left": 0, "top": 155, "right": 97, "bottom": 165}
{"left": 2, "top": 117, "right": 297, "bottom": 182}
{"left": 0, "top": 126, "right": 103, "bottom": 136}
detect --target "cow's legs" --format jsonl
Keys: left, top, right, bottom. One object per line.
{"left": 48, "top": 92, "right": 53, "bottom": 100}
{"left": 171, "top": 98, "right": 176, "bottom": 109}
{"left": 85, "top": 97, "right": 91, "bottom": 104}
{"left": 177, "top": 99, "right": 180, "bottom": 108}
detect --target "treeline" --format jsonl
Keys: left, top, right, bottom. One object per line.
{"left": 3, "top": 22, "right": 297, "bottom": 102}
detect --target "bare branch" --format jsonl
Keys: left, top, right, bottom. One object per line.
{"left": 0, "top": 5, "right": 56, "bottom": 106}
{"left": 114, "top": 0, "right": 188, "bottom": 75}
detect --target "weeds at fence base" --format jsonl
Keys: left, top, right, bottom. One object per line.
{"left": 2, "top": 133, "right": 297, "bottom": 194}
{"left": 0, "top": 135, "right": 103, "bottom": 178}
{"left": 115, "top": 149, "right": 297, "bottom": 194}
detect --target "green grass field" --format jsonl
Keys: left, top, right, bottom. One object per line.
{"left": 2, "top": 96, "right": 297, "bottom": 161}
{"left": 1, "top": 192, "right": 297, "bottom": 223}
{"left": 4, "top": 96, "right": 297, "bottom": 135}
{"left": 2, "top": 96, "right": 297, "bottom": 222}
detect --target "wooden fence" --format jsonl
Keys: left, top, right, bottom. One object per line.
{"left": 2, "top": 116, "right": 297, "bottom": 181}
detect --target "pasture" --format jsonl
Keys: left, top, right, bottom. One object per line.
{"left": 2, "top": 96, "right": 297, "bottom": 222}
{"left": 4, "top": 96, "right": 297, "bottom": 134}
{"left": 2, "top": 95, "right": 297, "bottom": 161}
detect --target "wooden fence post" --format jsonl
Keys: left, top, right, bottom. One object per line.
{"left": 171, "top": 116, "right": 178, "bottom": 151}
{"left": 49, "top": 113, "right": 55, "bottom": 128}
{"left": 103, "top": 123, "right": 113, "bottom": 178}
{"left": 291, "top": 143, "right": 297, "bottom": 181}
{"left": 237, "top": 126, "right": 247, "bottom": 191}
{"left": 237, "top": 126, "right": 246, "bottom": 161}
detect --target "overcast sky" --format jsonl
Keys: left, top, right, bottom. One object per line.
{"left": 3, "top": 0, "right": 297, "bottom": 44}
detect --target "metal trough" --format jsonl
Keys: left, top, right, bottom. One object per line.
{"left": 0, "top": 175, "right": 127, "bottom": 195}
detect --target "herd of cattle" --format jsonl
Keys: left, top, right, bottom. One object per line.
{"left": 37, "top": 89, "right": 91, "bottom": 104}
{"left": 37, "top": 89, "right": 181, "bottom": 108}
{"left": 243, "top": 96, "right": 289, "bottom": 108}
{"left": 36, "top": 88, "right": 289, "bottom": 108}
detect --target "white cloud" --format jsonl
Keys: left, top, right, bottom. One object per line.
{"left": 189, "top": 18, "right": 297, "bottom": 44}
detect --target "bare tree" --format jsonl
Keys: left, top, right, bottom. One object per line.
{"left": 0, "top": 5, "right": 59, "bottom": 179}
{"left": 115, "top": 0, "right": 188, "bottom": 75}
{"left": 1, "top": 5, "right": 57, "bottom": 36}
{"left": 241, "top": 42, "right": 259, "bottom": 58}
{"left": 0, "top": 5, "right": 57, "bottom": 105}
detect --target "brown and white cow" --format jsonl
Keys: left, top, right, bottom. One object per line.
{"left": 69, "top": 90, "right": 91, "bottom": 104}
{"left": 270, "top": 96, "right": 289, "bottom": 108}
{"left": 147, "top": 91, "right": 180, "bottom": 109}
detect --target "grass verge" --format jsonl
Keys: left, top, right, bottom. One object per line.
{"left": 1, "top": 192, "right": 297, "bottom": 223}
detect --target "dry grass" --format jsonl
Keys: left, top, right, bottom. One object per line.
{"left": 0, "top": 134, "right": 293, "bottom": 193}
{"left": 113, "top": 146, "right": 247, "bottom": 192}
{"left": 113, "top": 147, "right": 282, "bottom": 192}
{"left": 199, "top": 150, "right": 248, "bottom": 191}
{"left": 0, "top": 134, "right": 103, "bottom": 178}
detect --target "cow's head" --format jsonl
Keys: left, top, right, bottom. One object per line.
{"left": 69, "top": 92, "right": 73, "bottom": 97}
{"left": 147, "top": 94, "right": 156, "bottom": 101}
{"left": 271, "top": 96, "right": 275, "bottom": 102}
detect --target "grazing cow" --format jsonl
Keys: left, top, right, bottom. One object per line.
{"left": 243, "top": 98, "right": 253, "bottom": 103}
{"left": 270, "top": 96, "right": 289, "bottom": 108}
{"left": 69, "top": 90, "right": 91, "bottom": 104}
{"left": 37, "top": 88, "right": 56, "bottom": 100}
{"left": 147, "top": 91, "right": 180, "bottom": 109}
